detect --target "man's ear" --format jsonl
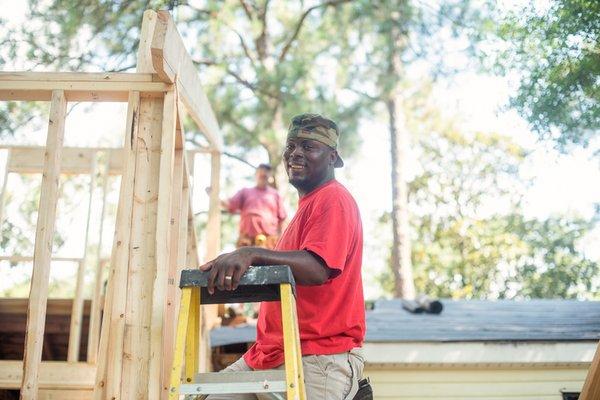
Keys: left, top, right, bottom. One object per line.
{"left": 330, "top": 150, "right": 338, "bottom": 166}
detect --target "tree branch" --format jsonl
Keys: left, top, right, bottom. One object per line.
{"left": 278, "top": 0, "right": 352, "bottom": 63}
{"left": 109, "top": 64, "right": 136, "bottom": 72}
{"left": 224, "top": 151, "right": 256, "bottom": 168}
{"left": 194, "top": 58, "right": 280, "bottom": 100}
{"left": 238, "top": 0, "right": 254, "bottom": 21}
{"left": 188, "top": 135, "right": 256, "bottom": 168}
{"left": 347, "top": 86, "right": 380, "bottom": 102}
{"left": 255, "top": 0, "right": 270, "bottom": 61}
{"left": 195, "top": 58, "right": 257, "bottom": 92}
{"left": 224, "top": 22, "right": 257, "bottom": 68}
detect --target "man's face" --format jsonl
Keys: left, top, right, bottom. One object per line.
{"left": 255, "top": 167, "right": 271, "bottom": 188}
{"left": 283, "top": 137, "right": 335, "bottom": 194}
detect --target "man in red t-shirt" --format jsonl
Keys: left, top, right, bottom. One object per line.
{"left": 202, "top": 114, "right": 366, "bottom": 400}
{"left": 223, "top": 164, "right": 287, "bottom": 249}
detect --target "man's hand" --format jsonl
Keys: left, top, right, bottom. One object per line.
{"left": 200, "top": 247, "right": 255, "bottom": 294}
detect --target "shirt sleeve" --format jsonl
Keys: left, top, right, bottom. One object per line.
{"left": 227, "top": 189, "right": 244, "bottom": 213}
{"left": 299, "top": 198, "right": 355, "bottom": 278}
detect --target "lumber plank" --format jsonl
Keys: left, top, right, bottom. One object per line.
{"left": 0, "top": 148, "right": 10, "bottom": 232}
{"left": 0, "top": 361, "right": 95, "bottom": 390}
{"left": 0, "top": 80, "right": 169, "bottom": 102}
{"left": 66, "top": 261, "right": 86, "bottom": 362}
{"left": 161, "top": 146, "right": 185, "bottom": 397}
{"left": 205, "top": 151, "right": 221, "bottom": 261}
{"left": 0, "top": 71, "right": 154, "bottom": 82}
{"left": 20, "top": 89, "right": 67, "bottom": 400}
{"left": 0, "top": 145, "right": 208, "bottom": 175}
{"left": 86, "top": 157, "right": 110, "bottom": 364}
{"left": 137, "top": 10, "right": 158, "bottom": 74}
{"left": 93, "top": 92, "right": 140, "bottom": 400}
{"left": 148, "top": 10, "right": 223, "bottom": 151}
{"left": 149, "top": 88, "right": 177, "bottom": 400}
{"left": 68, "top": 158, "right": 97, "bottom": 362}
{"left": 580, "top": 341, "right": 600, "bottom": 400}
{"left": 119, "top": 95, "right": 163, "bottom": 400}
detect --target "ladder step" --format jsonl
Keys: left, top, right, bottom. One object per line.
{"left": 180, "top": 371, "right": 287, "bottom": 395}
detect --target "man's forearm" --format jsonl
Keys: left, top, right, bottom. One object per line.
{"left": 246, "top": 247, "right": 330, "bottom": 285}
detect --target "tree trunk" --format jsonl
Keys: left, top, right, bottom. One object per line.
{"left": 387, "top": 19, "right": 416, "bottom": 299}
{"left": 387, "top": 96, "right": 415, "bottom": 299}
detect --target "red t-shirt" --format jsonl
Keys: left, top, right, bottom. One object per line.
{"left": 227, "top": 186, "right": 287, "bottom": 237}
{"left": 243, "top": 179, "right": 366, "bottom": 370}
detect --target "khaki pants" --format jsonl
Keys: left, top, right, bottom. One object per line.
{"left": 207, "top": 348, "right": 364, "bottom": 400}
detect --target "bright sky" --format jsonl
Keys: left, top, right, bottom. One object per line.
{"left": 1, "top": 1, "right": 599, "bottom": 299}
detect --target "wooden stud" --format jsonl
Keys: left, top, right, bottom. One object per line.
{"left": 206, "top": 151, "right": 221, "bottom": 262}
{"left": 67, "top": 158, "right": 98, "bottom": 362}
{"left": 67, "top": 260, "right": 86, "bottom": 362}
{"left": 161, "top": 140, "right": 186, "bottom": 395}
{"left": 203, "top": 151, "right": 222, "bottom": 340}
{"left": 93, "top": 91, "right": 140, "bottom": 400}
{"left": 580, "top": 341, "right": 600, "bottom": 400}
{"left": 20, "top": 89, "right": 67, "bottom": 400}
{"left": 118, "top": 94, "right": 164, "bottom": 399}
{"left": 0, "top": 148, "right": 11, "bottom": 230}
{"left": 87, "top": 155, "right": 110, "bottom": 363}
{"left": 149, "top": 88, "right": 177, "bottom": 400}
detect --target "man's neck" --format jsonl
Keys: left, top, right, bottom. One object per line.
{"left": 298, "top": 176, "right": 335, "bottom": 198}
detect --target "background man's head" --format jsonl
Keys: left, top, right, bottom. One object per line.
{"left": 255, "top": 163, "right": 272, "bottom": 188}
{"left": 284, "top": 113, "right": 343, "bottom": 195}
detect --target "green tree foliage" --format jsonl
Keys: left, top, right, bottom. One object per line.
{"left": 9, "top": 0, "right": 365, "bottom": 189}
{"left": 383, "top": 97, "right": 599, "bottom": 299}
{"left": 508, "top": 214, "right": 600, "bottom": 298}
{"left": 493, "top": 0, "right": 600, "bottom": 148}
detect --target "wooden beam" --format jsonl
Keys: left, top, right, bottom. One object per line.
{"left": 0, "top": 148, "right": 10, "bottom": 234}
{"left": 118, "top": 96, "right": 163, "bottom": 399}
{"left": 20, "top": 89, "right": 66, "bottom": 400}
{"left": 148, "top": 10, "right": 223, "bottom": 151}
{"left": 580, "top": 341, "right": 600, "bottom": 400}
{"left": 0, "top": 72, "right": 169, "bottom": 102}
{"left": 0, "top": 361, "right": 95, "bottom": 390}
{"left": 93, "top": 92, "right": 141, "bottom": 400}
{"left": 7, "top": 147, "right": 98, "bottom": 174}
{"left": 66, "top": 261, "right": 86, "bottom": 362}
{"left": 161, "top": 146, "right": 185, "bottom": 398}
{"left": 87, "top": 157, "right": 110, "bottom": 364}
{"left": 0, "top": 71, "right": 155, "bottom": 82}
{"left": 205, "top": 151, "right": 221, "bottom": 261}
{"left": 0, "top": 256, "right": 82, "bottom": 263}
{"left": 149, "top": 88, "right": 177, "bottom": 400}
{"left": 0, "top": 79, "right": 170, "bottom": 102}
{"left": 67, "top": 157, "right": 97, "bottom": 362}
{"left": 0, "top": 145, "right": 209, "bottom": 175}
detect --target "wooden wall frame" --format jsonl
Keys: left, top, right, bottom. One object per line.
{"left": 0, "top": 9, "right": 223, "bottom": 400}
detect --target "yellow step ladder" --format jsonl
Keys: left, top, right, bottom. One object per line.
{"left": 169, "top": 265, "right": 306, "bottom": 400}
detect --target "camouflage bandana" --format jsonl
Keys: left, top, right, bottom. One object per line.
{"left": 287, "top": 113, "right": 344, "bottom": 167}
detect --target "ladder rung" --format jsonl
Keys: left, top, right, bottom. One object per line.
{"left": 180, "top": 371, "right": 287, "bottom": 395}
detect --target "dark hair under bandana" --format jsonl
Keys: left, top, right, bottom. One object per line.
{"left": 287, "top": 113, "right": 344, "bottom": 167}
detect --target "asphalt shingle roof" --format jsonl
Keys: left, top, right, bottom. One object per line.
{"left": 210, "top": 299, "right": 600, "bottom": 347}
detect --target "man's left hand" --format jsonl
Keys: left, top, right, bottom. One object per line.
{"left": 199, "top": 247, "right": 255, "bottom": 294}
